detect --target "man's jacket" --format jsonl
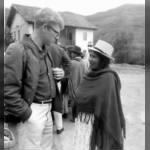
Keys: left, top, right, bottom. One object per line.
{"left": 48, "top": 43, "right": 71, "bottom": 78}
{"left": 4, "top": 36, "right": 50, "bottom": 123}
{"left": 47, "top": 44, "right": 71, "bottom": 113}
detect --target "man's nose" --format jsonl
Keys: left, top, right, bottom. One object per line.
{"left": 55, "top": 37, "right": 59, "bottom": 44}
{"left": 56, "top": 35, "right": 59, "bottom": 40}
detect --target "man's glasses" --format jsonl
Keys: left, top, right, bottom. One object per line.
{"left": 47, "top": 26, "right": 60, "bottom": 37}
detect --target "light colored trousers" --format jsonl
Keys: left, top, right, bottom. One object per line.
{"left": 53, "top": 111, "right": 63, "bottom": 130}
{"left": 8, "top": 103, "right": 53, "bottom": 150}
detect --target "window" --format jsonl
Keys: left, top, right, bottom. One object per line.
{"left": 66, "top": 30, "right": 73, "bottom": 41}
{"left": 83, "top": 32, "right": 87, "bottom": 41}
{"left": 68, "top": 32, "right": 72, "bottom": 40}
{"left": 13, "top": 32, "right": 16, "bottom": 41}
{"left": 88, "top": 41, "right": 93, "bottom": 47}
{"left": 18, "top": 30, "right": 20, "bottom": 40}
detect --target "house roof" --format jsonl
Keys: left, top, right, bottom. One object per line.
{"left": 7, "top": 4, "right": 40, "bottom": 27}
{"left": 60, "top": 12, "right": 96, "bottom": 29}
{"left": 5, "top": 8, "right": 9, "bottom": 23}
{"left": 7, "top": 4, "right": 96, "bottom": 30}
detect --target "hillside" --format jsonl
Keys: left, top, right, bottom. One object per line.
{"left": 86, "top": 4, "right": 145, "bottom": 44}
{"left": 86, "top": 4, "right": 145, "bottom": 64}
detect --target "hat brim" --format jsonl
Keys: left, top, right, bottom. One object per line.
{"left": 88, "top": 47, "right": 114, "bottom": 61}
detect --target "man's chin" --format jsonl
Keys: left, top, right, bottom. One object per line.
{"left": 46, "top": 42, "right": 53, "bottom": 46}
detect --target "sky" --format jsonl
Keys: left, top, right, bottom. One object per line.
{"left": 4, "top": 0, "right": 145, "bottom": 15}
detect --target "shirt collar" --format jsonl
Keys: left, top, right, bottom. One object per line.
{"left": 30, "top": 37, "right": 48, "bottom": 57}
{"left": 30, "top": 37, "right": 43, "bottom": 52}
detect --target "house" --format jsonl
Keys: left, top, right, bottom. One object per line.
{"left": 6, "top": 4, "right": 96, "bottom": 51}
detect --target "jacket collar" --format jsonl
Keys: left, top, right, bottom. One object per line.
{"left": 21, "top": 34, "right": 47, "bottom": 58}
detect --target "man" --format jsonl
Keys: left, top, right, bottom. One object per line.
{"left": 4, "top": 8, "right": 64, "bottom": 150}
{"left": 68, "top": 46, "right": 88, "bottom": 122}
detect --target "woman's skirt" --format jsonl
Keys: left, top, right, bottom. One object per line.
{"left": 73, "top": 113, "right": 94, "bottom": 150}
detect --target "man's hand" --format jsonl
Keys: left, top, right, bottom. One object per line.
{"left": 52, "top": 68, "right": 65, "bottom": 80}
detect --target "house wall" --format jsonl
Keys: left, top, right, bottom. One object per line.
{"left": 59, "top": 27, "right": 75, "bottom": 46}
{"left": 10, "top": 13, "right": 33, "bottom": 41}
{"left": 75, "top": 28, "right": 93, "bottom": 51}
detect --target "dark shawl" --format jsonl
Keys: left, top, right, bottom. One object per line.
{"left": 75, "top": 68, "right": 126, "bottom": 149}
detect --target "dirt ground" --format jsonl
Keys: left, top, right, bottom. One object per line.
{"left": 111, "top": 64, "right": 145, "bottom": 150}
{"left": 7, "top": 64, "right": 145, "bottom": 150}
{"left": 53, "top": 64, "right": 145, "bottom": 150}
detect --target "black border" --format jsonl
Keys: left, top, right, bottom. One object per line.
{"left": 145, "top": 0, "right": 150, "bottom": 149}
{"left": 0, "top": 0, "right": 4, "bottom": 149}
{"left": 1, "top": 1, "right": 148, "bottom": 150}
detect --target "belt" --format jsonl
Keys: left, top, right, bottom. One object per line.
{"left": 33, "top": 99, "right": 52, "bottom": 104}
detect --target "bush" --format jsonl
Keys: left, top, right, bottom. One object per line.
{"left": 128, "top": 47, "right": 145, "bottom": 65}
{"left": 112, "top": 31, "right": 134, "bottom": 63}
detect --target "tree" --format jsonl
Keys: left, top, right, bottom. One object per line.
{"left": 112, "top": 31, "right": 134, "bottom": 63}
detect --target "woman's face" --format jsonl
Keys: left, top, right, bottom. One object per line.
{"left": 89, "top": 51, "right": 100, "bottom": 70}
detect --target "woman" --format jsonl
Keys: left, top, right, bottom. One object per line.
{"left": 73, "top": 40, "right": 126, "bottom": 150}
